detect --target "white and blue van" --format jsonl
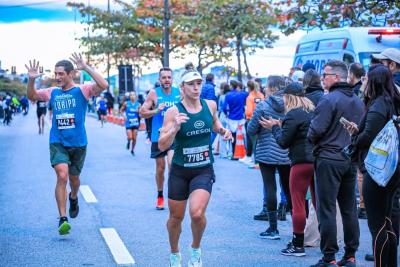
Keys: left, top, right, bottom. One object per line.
{"left": 293, "top": 27, "right": 400, "bottom": 73}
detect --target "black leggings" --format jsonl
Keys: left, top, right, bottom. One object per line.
{"left": 259, "top": 163, "right": 291, "bottom": 212}
{"left": 363, "top": 165, "right": 400, "bottom": 267}
{"left": 245, "top": 120, "right": 253, "bottom": 157}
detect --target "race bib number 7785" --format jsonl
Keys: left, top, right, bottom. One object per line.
{"left": 183, "top": 145, "right": 211, "bottom": 167}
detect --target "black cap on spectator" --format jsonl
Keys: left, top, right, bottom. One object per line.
{"left": 302, "top": 62, "right": 316, "bottom": 72}
{"left": 283, "top": 82, "right": 304, "bottom": 96}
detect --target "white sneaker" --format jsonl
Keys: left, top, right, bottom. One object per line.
{"left": 244, "top": 159, "right": 254, "bottom": 166}
{"left": 188, "top": 247, "right": 202, "bottom": 267}
{"left": 169, "top": 252, "right": 182, "bottom": 267}
{"left": 239, "top": 156, "right": 252, "bottom": 164}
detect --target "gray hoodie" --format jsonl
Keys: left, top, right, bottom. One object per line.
{"left": 247, "top": 92, "right": 290, "bottom": 165}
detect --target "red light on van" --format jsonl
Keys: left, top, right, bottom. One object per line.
{"left": 295, "top": 44, "right": 300, "bottom": 54}
{"left": 368, "top": 29, "right": 400, "bottom": 35}
{"left": 342, "top": 38, "right": 348, "bottom": 49}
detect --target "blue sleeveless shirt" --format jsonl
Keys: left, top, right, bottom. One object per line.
{"left": 98, "top": 99, "right": 107, "bottom": 111}
{"left": 125, "top": 100, "right": 140, "bottom": 127}
{"left": 49, "top": 87, "right": 89, "bottom": 147}
{"left": 151, "top": 86, "right": 181, "bottom": 142}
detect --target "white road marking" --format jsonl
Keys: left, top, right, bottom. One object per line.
{"left": 100, "top": 228, "right": 135, "bottom": 265}
{"left": 79, "top": 185, "right": 98, "bottom": 203}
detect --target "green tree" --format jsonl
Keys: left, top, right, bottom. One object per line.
{"left": 204, "top": 0, "right": 278, "bottom": 81}
{"left": 68, "top": 0, "right": 197, "bottom": 68}
{"left": 177, "top": 2, "right": 230, "bottom": 75}
{"left": 275, "top": 0, "right": 400, "bottom": 35}
{"left": 67, "top": 1, "right": 141, "bottom": 66}
{"left": 68, "top": 0, "right": 278, "bottom": 82}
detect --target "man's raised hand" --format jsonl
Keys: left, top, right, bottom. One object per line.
{"left": 70, "top": 52, "right": 87, "bottom": 70}
{"left": 25, "top": 59, "right": 43, "bottom": 79}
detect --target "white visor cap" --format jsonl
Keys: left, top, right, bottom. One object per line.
{"left": 181, "top": 71, "right": 202, "bottom": 83}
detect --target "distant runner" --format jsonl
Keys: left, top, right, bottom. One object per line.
{"left": 140, "top": 67, "right": 181, "bottom": 210}
{"left": 36, "top": 99, "right": 47, "bottom": 134}
{"left": 120, "top": 92, "right": 141, "bottom": 155}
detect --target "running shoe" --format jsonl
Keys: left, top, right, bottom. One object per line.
{"left": 169, "top": 252, "right": 182, "bottom": 267}
{"left": 69, "top": 193, "right": 79, "bottom": 218}
{"left": 259, "top": 228, "right": 280, "bottom": 240}
{"left": 357, "top": 208, "right": 367, "bottom": 219}
{"left": 281, "top": 242, "right": 306, "bottom": 257}
{"left": 248, "top": 163, "right": 259, "bottom": 169}
{"left": 156, "top": 196, "right": 164, "bottom": 210}
{"left": 364, "top": 254, "right": 374, "bottom": 262}
{"left": 188, "top": 247, "right": 202, "bottom": 267}
{"left": 131, "top": 150, "right": 135, "bottom": 156}
{"left": 126, "top": 141, "right": 130, "bottom": 150}
{"left": 253, "top": 207, "right": 268, "bottom": 221}
{"left": 239, "top": 156, "right": 252, "bottom": 164}
{"left": 309, "top": 259, "right": 337, "bottom": 267}
{"left": 58, "top": 216, "right": 71, "bottom": 235}
{"left": 337, "top": 256, "right": 356, "bottom": 267}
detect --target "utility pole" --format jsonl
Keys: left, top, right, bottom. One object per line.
{"left": 107, "top": 0, "right": 110, "bottom": 92}
{"left": 87, "top": 0, "right": 91, "bottom": 64}
{"left": 163, "top": 0, "right": 169, "bottom": 67}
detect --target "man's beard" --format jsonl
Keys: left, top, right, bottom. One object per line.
{"left": 161, "top": 84, "right": 171, "bottom": 90}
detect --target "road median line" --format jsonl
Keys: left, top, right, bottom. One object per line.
{"left": 79, "top": 185, "right": 98, "bottom": 203}
{"left": 100, "top": 228, "right": 135, "bottom": 265}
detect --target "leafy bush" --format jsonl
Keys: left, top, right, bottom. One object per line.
{"left": 0, "top": 77, "right": 26, "bottom": 96}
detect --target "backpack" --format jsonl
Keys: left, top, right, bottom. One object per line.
{"left": 364, "top": 115, "right": 399, "bottom": 187}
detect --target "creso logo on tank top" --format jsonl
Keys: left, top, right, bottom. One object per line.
{"left": 186, "top": 120, "right": 210, "bottom": 136}
{"left": 54, "top": 94, "right": 77, "bottom": 111}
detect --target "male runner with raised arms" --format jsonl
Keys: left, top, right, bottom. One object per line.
{"left": 120, "top": 91, "right": 141, "bottom": 155}
{"left": 26, "top": 53, "right": 108, "bottom": 235}
{"left": 140, "top": 67, "right": 181, "bottom": 210}
{"left": 36, "top": 99, "right": 47, "bottom": 134}
{"left": 159, "top": 63, "right": 232, "bottom": 267}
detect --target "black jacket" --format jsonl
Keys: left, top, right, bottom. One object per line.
{"left": 352, "top": 96, "right": 398, "bottom": 173}
{"left": 307, "top": 82, "right": 365, "bottom": 161}
{"left": 272, "top": 108, "right": 314, "bottom": 165}
{"left": 394, "top": 71, "right": 400, "bottom": 86}
{"left": 351, "top": 81, "right": 362, "bottom": 97}
{"left": 305, "top": 86, "right": 324, "bottom": 107}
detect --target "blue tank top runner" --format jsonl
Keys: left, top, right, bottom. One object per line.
{"left": 151, "top": 86, "right": 181, "bottom": 142}
{"left": 125, "top": 100, "right": 140, "bottom": 128}
{"left": 49, "top": 87, "right": 89, "bottom": 147}
{"left": 98, "top": 99, "right": 107, "bottom": 111}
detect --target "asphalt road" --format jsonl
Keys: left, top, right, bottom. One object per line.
{"left": 0, "top": 108, "right": 386, "bottom": 267}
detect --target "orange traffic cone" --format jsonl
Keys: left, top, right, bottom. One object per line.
{"left": 233, "top": 124, "right": 246, "bottom": 159}
{"left": 118, "top": 117, "right": 125, "bottom": 126}
{"left": 106, "top": 114, "right": 112, "bottom": 122}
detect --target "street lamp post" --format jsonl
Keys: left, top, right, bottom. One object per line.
{"left": 163, "top": 0, "right": 169, "bottom": 67}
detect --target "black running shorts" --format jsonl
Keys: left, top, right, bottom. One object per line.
{"left": 37, "top": 108, "right": 47, "bottom": 118}
{"left": 150, "top": 142, "right": 173, "bottom": 158}
{"left": 168, "top": 163, "right": 215, "bottom": 201}
{"left": 126, "top": 126, "right": 139, "bottom": 130}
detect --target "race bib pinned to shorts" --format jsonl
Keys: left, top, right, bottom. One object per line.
{"left": 128, "top": 118, "right": 139, "bottom": 127}
{"left": 183, "top": 145, "right": 211, "bottom": 167}
{"left": 56, "top": 113, "right": 76, "bottom": 129}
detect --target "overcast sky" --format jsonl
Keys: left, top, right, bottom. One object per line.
{"left": 0, "top": 0, "right": 304, "bottom": 77}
